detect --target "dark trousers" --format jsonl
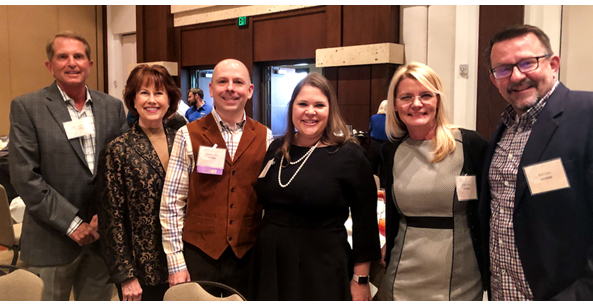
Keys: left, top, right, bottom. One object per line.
{"left": 184, "top": 242, "right": 253, "bottom": 298}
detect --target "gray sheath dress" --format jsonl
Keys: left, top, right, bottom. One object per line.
{"left": 377, "top": 129, "right": 482, "bottom": 301}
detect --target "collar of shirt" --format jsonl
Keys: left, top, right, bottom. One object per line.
{"left": 56, "top": 84, "right": 93, "bottom": 109}
{"left": 500, "top": 81, "right": 559, "bottom": 129}
{"left": 212, "top": 107, "right": 246, "bottom": 133}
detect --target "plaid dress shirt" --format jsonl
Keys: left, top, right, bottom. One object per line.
{"left": 489, "top": 81, "right": 559, "bottom": 300}
{"left": 57, "top": 85, "right": 95, "bottom": 235}
{"left": 160, "top": 109, "right": 273, "bottom": 273}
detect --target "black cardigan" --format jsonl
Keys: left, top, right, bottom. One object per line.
{"left": 380, "top": 128, "right": 489, "bottom": 289}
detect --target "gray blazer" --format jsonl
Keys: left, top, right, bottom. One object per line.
{"left": 8, "top": 82, "right": 128, "bottom": 266}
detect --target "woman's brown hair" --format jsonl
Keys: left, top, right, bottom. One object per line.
{"left": 278, "top": 72, "right": 355, "bottom": 164}
{"left": 123, "top": 64, "right": 180, "bottom": 119}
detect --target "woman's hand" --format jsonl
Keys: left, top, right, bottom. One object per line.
{"left": 379, "top": 244, "right": 387, "bottom": 267}
{"left": 351, "top": 262, "right": 373, "bottom": 300}
{"left": 350, "top": 280, "right": 373, "bottom": 301}
{"left": 121, "top": 277, "right": 142, "bottom": 301}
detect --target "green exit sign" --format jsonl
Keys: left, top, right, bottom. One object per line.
{"left": 238, "top": 16, "right": 248, "bottom": 28}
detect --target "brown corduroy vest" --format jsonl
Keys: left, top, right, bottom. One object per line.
{"left": 184, "top": 113, "right": 267, "bottom": 260}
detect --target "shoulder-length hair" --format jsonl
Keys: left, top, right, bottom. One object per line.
{"left": 123, "top": 64, "right": 180, "bottom": 119}
{"left": 377, "top": 100, "right": 388, "bottom": 114}
{"left": 385, "top": 62, "right": 457, "bottom": 163}
{"left": 278, "top": 72, "right": 355, "bottom": 164}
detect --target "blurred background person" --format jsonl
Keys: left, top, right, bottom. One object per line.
{"left": 376, "top": 62, "right": 487, "bottom": 301}
{"left": 368, "top": 100, "right": 388, "bottom": 187}
{"left": 185, "top": 87, "right": 212, "bottom": 122}
{"left": 250, "top": 72, "right": 380, "bottom": 301}
{"left": 96, "top": 64, "right": 180, "bottom": 301}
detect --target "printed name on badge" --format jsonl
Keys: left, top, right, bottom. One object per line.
{"left": 197, "top": 145, "right": 226, "bottom": 175}
{"left": 63, "top": 117, "right": 94, "bottom": 140}
{"left": 456, "top": 175, "right": 478, "bottom": 201}
{"left": 523, "top": 158, "right": 570, "bottom": 195}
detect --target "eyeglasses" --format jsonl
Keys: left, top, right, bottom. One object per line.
{"left": 490, "top": 54, "right": 550, "bottom": 79}
{"left": 396, "top": 92, "right": 437, "bottom": 105}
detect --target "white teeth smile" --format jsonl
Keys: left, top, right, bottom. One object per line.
{"left": 146, "top": 108, "right": 159, "bottom": 111}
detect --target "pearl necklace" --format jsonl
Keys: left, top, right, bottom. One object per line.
{"left": 278, "top": 141, "right": 320, "bottom": 188}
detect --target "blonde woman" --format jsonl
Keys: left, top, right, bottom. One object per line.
{"left": 376, "top": 62, "right": 487, "bottom": 300}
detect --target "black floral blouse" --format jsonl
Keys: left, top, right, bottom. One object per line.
{"left": 96, "top": 123, "right": 175, "bottom": 286}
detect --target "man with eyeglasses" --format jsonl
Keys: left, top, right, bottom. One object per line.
{"left": 479, "top": 24, "right": 593, "bottom": 301}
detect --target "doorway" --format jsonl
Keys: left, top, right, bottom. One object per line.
{"left": 186, "top": 69, "right": 214, "bottom": 110}
{"left": 261, "top": 63, "right": 323, "bottom": 137}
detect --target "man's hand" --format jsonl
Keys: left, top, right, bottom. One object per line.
{"left": 169, "top": 270, "right": 191, "bottom": 287}
{"left": 68, "top": 222, "right": 99, "bottom": 246}
{"left": 89, "top": 214, "right": 98, "bottom": 231}
{"left": 379, "top": 244, "right": 387, "bottom": 268}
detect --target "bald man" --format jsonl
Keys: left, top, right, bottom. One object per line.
{"left": 160, "top": 59, "right": 273, "bottom": 296}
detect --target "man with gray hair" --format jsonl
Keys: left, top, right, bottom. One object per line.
{"left": 9, "top": 31, "right": 128, "bottom": 300}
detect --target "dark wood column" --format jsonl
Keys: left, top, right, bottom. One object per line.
{"left": 136, "top": 5, "right": 176, "bottom": 63}
{"left": 476, "top": 5, "right": 524, "bottom": 139}
{"left": 324, "top": 5, "right": 401, "bottom": 133}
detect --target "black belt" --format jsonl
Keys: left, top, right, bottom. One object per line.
{"left": 405, "top": 216, "right": 454, "bottom": 229}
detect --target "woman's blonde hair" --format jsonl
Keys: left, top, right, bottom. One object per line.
{"left": 377, "top": 100, "right": 388, "bottom": 115}
{"left": 385, "top": 62, "right": 457, "bottom": 163}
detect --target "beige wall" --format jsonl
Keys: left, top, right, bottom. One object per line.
{"left": 560, "top": 6, "right": 593, "bottom": 91}
{"left": 0, "top": 5, "right": 103, "bottom": 136}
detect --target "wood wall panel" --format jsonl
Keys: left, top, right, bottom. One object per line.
{"left": 0, "top": 6, "right": 10, "bottom": 135}
{"left": 476, "top": 5, "right": 524, "bottom": 140}
{"left": 342, "top": 5, "right": 398, "bottom": 46}
{"left": 325, "top": 5, "right": 342, "bottom": 48}
{"left": 180, "top": 22, "right": 241, "bottom": 67}
{"left": 253, "top": 9, "right": 326, "bottom": 62}
{"left": 137, "top": 5, "right": 175, "bottom": 63}
{"left": 370, "top": 64, "right": 398, "bottom": 114}
{"left": 336, "top": 65, "right": 371, "bottom": 131}
{"left": 0, "top": 5, "right": 104, "bottom": 135}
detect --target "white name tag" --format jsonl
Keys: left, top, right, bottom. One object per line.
{"left": 523, "top": 158, "right": 570, "bottom": 195}
{"left": 196, "top": 145, "right": 226, "bottom": 175}
{"left": 63, "top": 117, "right": 94, "bottom": 139}
{"left": 456, "top": 175, "right": 478, "bottom": 201}
{"left": 258, "top": 159, "right": 275, "bottom": 178}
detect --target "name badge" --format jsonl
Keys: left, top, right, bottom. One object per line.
{"left": 197, "top": 145, "right": 226, "bottom": 175}
{"left": 523, "top": 158, "right": 570, "bottom": 195}
{"left": 456, "top": 175, "right": 478, "bottom": 201}
{"left": 63, "top": 117, "right": 94, "bottom": 139}
{"left": 258, "top": 159, "right": 275, "bottom": 178}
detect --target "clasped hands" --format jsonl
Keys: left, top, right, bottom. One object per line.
{"left": 69, "top": 214, "right": 99, "bottom": 246}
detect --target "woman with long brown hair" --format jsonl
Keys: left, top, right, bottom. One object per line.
{"left": 250, "top": 72, "right": 380, "bottom": 301}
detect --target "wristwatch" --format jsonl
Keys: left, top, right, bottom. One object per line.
{"left": 353, "top": 274, "right": 369, "bottom": 284}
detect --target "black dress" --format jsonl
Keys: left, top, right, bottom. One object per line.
{"left": 250, "top": 138, "right": 380, "bottom": 301}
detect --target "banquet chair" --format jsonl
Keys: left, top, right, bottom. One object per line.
{"left": 0, "top": 184, "right": 21, "bottom": 266}
{"left": 0, "top": 265, "right": 44, "bottom": 301}
{"left": 163, "top": 281, "right": 245, "bottom": 301}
